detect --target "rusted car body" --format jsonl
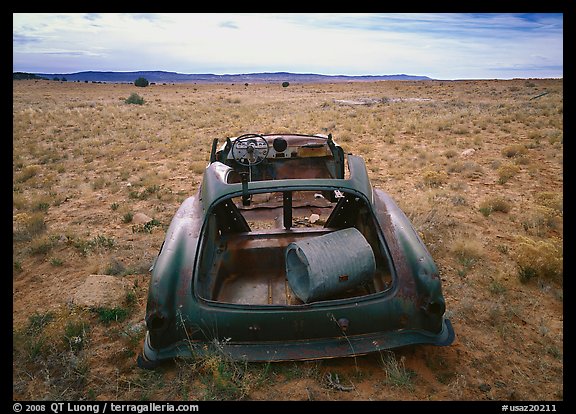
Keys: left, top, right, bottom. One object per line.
{"left": 138, "top": 133, "right": 454, "bottom": 367}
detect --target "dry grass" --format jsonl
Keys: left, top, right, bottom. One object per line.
{"left": 13, "top": 78, "right": 563, "bottom": 401}
{"left": 513, "top": 236, "right": 563, "bottom": 284}
{"left": 497, "top": 162, "right": 521, "bottom": 184}
{"left": 479, "top": 196, "right": 512, "bottom": 216}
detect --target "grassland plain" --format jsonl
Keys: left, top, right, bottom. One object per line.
{"left": 13, "top": 79, "right": 562, "bottom": 401}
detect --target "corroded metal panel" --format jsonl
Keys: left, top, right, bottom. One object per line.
{"left": 139, "top": 133, "right": 454, "bottom": 368}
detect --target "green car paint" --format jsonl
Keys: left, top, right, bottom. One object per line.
{"left": 139, "top": 134, "right": 454, "bottom": 367}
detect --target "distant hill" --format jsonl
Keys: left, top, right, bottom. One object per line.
{"left": 18, "top": 70, "right": 433, "bottom": 83}
{"left": 13, "top": 72, "right": 49, "bottom": 80}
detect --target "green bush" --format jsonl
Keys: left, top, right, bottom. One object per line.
{"left": 134, "top": 77, "right": 149, "bottom": 87}
{"left": 125, "top": 93, "right": 144, "bottom": 105}
{"left": 95, "top": 307, "right": 129, "bottom": 325}
{"left": 122, "top": 212, "right": 134, "bottom": 223}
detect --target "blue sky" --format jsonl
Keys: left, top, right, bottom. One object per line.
{"left": 13, "top": 13, "right": 563, "bottom": 79}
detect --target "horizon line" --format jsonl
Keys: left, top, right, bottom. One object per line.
{"left": 12, "top": 69, "right": 563, "bottom": 81}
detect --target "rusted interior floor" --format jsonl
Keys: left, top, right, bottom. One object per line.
{"left": 210, "top": 229, "right": 391, "bottom": 305}
{"left": 215, "top": 267, "right": 303, "bottom": 305}
{"left": 236, "top": 191, "right": 336, "bottom": 230}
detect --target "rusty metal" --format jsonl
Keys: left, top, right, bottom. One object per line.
{"left": 138, "top": 133, "right": 454, "bottom": 368}
{"left": 283, "top": 191, "right": 292, "bottom": 229}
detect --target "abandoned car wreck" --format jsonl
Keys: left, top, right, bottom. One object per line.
{"left": 138, "top": 133, "right": 455, "bottom": 368}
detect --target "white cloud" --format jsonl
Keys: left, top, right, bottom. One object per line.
{"left": 12, "top": 13, "right": 563, "bottom": 78}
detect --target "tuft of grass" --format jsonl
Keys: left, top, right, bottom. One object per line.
{"left": 487, "top": 304, "right": 515, "bottom": 339}
{"left": 94, "top": 286, "right": 137, "bottom": 325}
{"left": 13, "top": 212, "right": 47, "bottom": 242}
{"left": 172, "top": 313, "right": 275, "bottom": 401}
{"left": 33, "top": 202, "right": 50, "bottom": 212}
{"left": 13, "top": 193, "right": 28, "bottom": 210}
{"left": 105, "top": 257, "right": 126, "bottom": 276}
{"left": 125, "top": 290, "right": 138, "bottom": 307}
{"left": 27, "top": 311, "right": 55, "bottom": 334}
{"left": 64, "top": 319, "right": 90, "bottom": 352}
{"left": 513, "top": 236, "right": 562, "bottom": 284}
{"left": 91, "top": 234, "right": 115, "bottom": 248}
{"left": 92, "top": 176, "right": 106, "bottom": 190}
{"left": 189, "top": 161, "right": 207, "bottom": 174}
{"left": 496, "top": 244, "right": 509, "bottom": 255}
{"left": 95, "top": 307, "right": 130, "bottom": 325}
{"left": 446, "top": 159, "right": 485, "bottom": 178}
{"left": 501, "top": 144, "right": 527, "bottom": 158}
{"left": 497, "top": 163, "right": 520, "bottom": 184}
{"left": 132, "top": 218, "right": 162, "bottom": 234}
{"left": 14, "top": 308, "right": 91, "bottom": 399}
{"left": 521, "top": 206, "right": 561, "bottom": 237}
{"left": 174, "top": 345, "right": 269, "bottom": 401}
{"left": 28, "top": 235, "right": 54, "bottom": 256}
{"left": 379, "top": 351, "right": 414, "bottom": 390}
{"left": 479, "top": 196, "right": 512, "bottom": 216}
{"left": 422, "top": 170, "right": 448, "bottom": 187}
{"left": 14, "top": 260, "right": 23, "bottom": 273}
{"left": 535, "top": 192, "right": 562, "bottom": 214}
{"left": 128, "top": 184, "right": 162, "bottom": 200}
{"left": 488, "top": 279, "right": 507, "bottom": 295}
{"left": 122, "top": 212, "right": 134, "bottom": 223}
{"left": 16, "top": 165, "right": 39, "bottom": 183}
{"left": 451, "top": 194, "right": 467, "bottom": 206}
{"left": 69, "top": 234, "right": 116, "bottom": 256}
{"left": 547, "top": 345, "right": 562, "bottom": 360}
{"left": 31, "top": 197, "right": 51, "bottom": 212}
{"left": 17, "top": 312, "right": 56, "bottom": 362}
{"left": 197, "top": 353, "right": 247, "bottom": 400}
{"left": 451, "top": 236, "right": 483, "bottom": 277}
{"left": 547, "top": 130, "right": 563, "bottom": 145}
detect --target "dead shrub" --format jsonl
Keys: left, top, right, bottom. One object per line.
{"left": 521, "top": 206, "right": 562, "bottom": 237}
{"left": 13, "top": 212, "right": 47, "bottom": 242}
{"left": 422, "top": 170, "right": 448, "bottom": 187}
{"left": 479, "top": 196, "right": 512, "bottom": 216}
{"left": 497, "top": 163, "right": 520, "bottom": 184}
{"left": 513, "top": 236, "right": 562, "bottom": 284}
{"left": 450, "top": 236, "right": 483, "bottom": 276}
{"left": 501, "top": 144, "right": 527, "bottom": 158}
{"left": 535, "top": 192, "right": 562, "bottom": 214}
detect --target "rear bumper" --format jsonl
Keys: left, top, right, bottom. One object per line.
{"left": 140, "top": 318, "right": 454, "bottom": 364}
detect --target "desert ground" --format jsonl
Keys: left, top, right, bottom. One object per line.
{"left": 13, "top": 78, "right": 562, "bottom": 401}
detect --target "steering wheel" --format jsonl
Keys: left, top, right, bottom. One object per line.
{"left": 231, "top": 133, "right": 270, "bottom": 166}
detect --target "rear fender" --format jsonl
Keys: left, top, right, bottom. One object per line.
{"left": 373, "top": 189, "right": 446, "bottom": 329}
{"left": 145, "top": 195, "right": 202, "bottom": 348}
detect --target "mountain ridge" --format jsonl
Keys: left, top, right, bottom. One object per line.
{"left": 21, "top": 70, "right": 434, "bottom": 83}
